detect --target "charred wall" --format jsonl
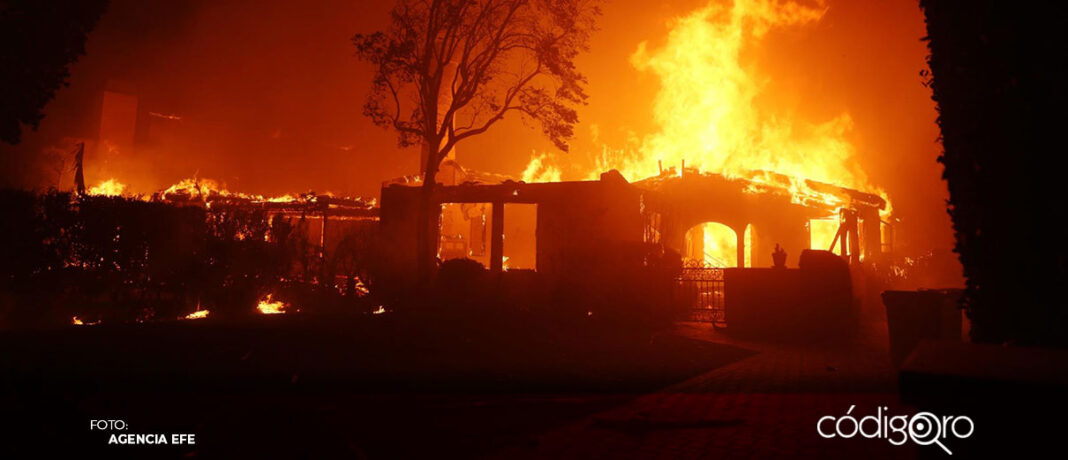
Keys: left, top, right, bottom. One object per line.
{"left": 534, "top": 179, "right": 645, "bottom": 304}
{"left": 377, "top": 176, "right": 648, "bottom": 308}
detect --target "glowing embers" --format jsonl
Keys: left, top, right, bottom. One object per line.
{"left": 184, "top": 309, "right": 210, "bottom": 320}
{"left": 71, "top": 316, "right": 100, "bottom": 326}
{"left": 256, "top": 294, "right": 294, "bottom": 315}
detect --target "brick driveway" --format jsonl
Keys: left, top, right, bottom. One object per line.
{"left": 495, "top": 320, "right": 925, "bottom": 459}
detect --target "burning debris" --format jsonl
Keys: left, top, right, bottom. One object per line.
{"left": 256, "top": 294, "right": 292, "bottom": 315}
{"left": 86, "top": 177, "right": 378, "bottom": 213}
{"left": 71, "top": 316, "right": 100, "bottom": 326}
{"left": 183, "top": 309, "right": 210, "bottom": 320}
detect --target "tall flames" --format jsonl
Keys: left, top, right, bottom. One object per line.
{"left": 520, "top": 152, "right": 562, "bottom": 183}
{"left": 602, "top": 0, "right": 881, "bottom": 197}
{"left": 83, "top": 0, "right": 888, "bottom": 275}
{"left": 521, "top": 0, "right": 891, "bottom": 266}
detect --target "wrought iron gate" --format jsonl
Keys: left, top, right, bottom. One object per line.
{"left": 674, "top": 267, "right": 725, "bottom": 323}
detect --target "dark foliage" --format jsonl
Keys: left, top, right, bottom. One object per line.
{"left": 324, "top": 221, "right": 381, "bottom": 295}
{"left": 921, "top": 0, "right": 1068, "bottom": 346}
{"left": 0, "top": 191, "right": 378, "bottom": 328}
{"left": 0, "top": 0, "right": 109, "bottom": 144}
{"left": 435, "top": 257, "right": 488, "bottom": 306}
{"left": 353, "top": 0, "right": 600, "bottom": 156}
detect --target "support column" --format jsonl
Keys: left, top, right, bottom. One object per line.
{"left": 490, "top": 201, "right": 504, "bottom": 273}
{"left": 735, "top": 225, "right": 746, "bottom": 268}
{"left": 843, "top": 210, "right": 860, "bottom": 265}
{"left": 859, "top": 207, "right": 882, "bottom": 260}
{"left": 687, "top": 225, "right": 704, "bottom": 261}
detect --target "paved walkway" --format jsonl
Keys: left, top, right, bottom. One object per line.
{"left": 495, "top": 320, "right": 924, "bottom": 459}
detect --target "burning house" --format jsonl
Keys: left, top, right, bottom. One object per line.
{"left": 377, "top": 156, "right": 889, "bottom": 333}
{"left": 638, "top": 167, "right": 888, "bottom": 334}
{"left": 379, "top": 166, "right": 648, "bottom": 310}
{"left": 2, "top": 0, "right": 924, "bottom": 336}
{"left": 638, "top": 167, "right": 889, "bottom": 268}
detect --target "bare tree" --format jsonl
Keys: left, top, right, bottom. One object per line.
{"left": 354, "top": 0, "right": 599, "bottom": 283}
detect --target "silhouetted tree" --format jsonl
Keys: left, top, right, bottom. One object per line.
{"left": 354, "top": 0, "right": 600, "bottom": 283}
{"left": 0, "top": 0, "right": 108, "bottom": 145}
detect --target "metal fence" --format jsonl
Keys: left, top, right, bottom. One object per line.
{"left": 674, "top": 267, "right": 725, "bottom": 323}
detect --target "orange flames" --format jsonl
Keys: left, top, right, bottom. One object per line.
{"left": 808, "top": 218, "right": 839, "bottom": 252}
{"left": 256, "top": 294, "right": 289, "bottom": 315}
{"left": 701, "top": 222, "right": 752, "bottom": 268}
{"left": 609, "top": 0, "right": 882, "bottom": 202}
{"left": 87, "top": 178, "right": 127, "bottom": 196}
{"left": 160, "top": 177, "right": 301, "bottom": 204}
{"left": 80, "top": 176, "right": 374, "bottom": 212}
{"left": 184, "top": 309, "right": 210, "bottom": 320}
{"left": 522, "top": 0, "right": 891, "bottom": 265}
{"left": 71, "top": 316, "right": 100, "bottom": 326}
{"left": 520, "top": 152, "right": 562, "bottom": 183}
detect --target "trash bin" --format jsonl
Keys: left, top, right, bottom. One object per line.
{"left": 882, "top": 289, "right": 963, "bottom": 368}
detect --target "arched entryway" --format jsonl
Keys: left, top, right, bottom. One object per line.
{"left": 682, "top": 221, "right": 752, "bottom": 268}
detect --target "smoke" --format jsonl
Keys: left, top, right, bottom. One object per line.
{"left": 1, "top": 0, "right": 407, "bottom": 198}
{"left": 1, "top": 0, "right": 956, "bottom": 259}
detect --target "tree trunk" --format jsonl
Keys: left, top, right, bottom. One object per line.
{"left": 416, "top": 157, "right": 439, "bottom": 285}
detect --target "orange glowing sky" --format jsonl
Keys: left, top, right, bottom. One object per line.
{"left": 0, "top": 0, "right": 950, "bottom": 254}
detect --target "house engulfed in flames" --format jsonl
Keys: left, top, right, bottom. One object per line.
{"left": 376, "top": 159, "right": 889, "bottom": 309}
{"left": 637, "top": 167, "right": 887, "bottom": 269}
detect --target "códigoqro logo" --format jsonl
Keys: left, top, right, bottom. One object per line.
{"left": 817, "top": 405, "right": 973, "bottom": 455}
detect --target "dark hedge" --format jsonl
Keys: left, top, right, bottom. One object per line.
{"left": 921, "top": 0, "right": 1068, "bottom": 346}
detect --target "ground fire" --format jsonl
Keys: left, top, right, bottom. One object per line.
{"left": 256, "top": 294, "right": 289, "bottom": 315}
